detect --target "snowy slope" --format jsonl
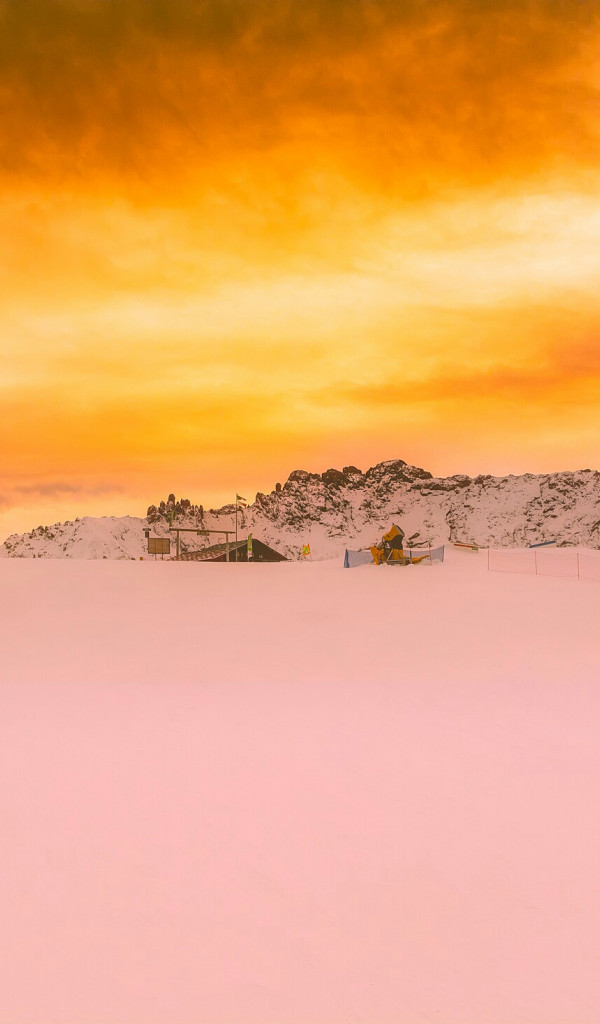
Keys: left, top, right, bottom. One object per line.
{"left": 0, "top": 515, "right": 146, "bottom": 560}
{"left": 2, "top": 551, "right": 600, "bottom": 1024}
{"left": 2, "top": 458, "right": 600, "bottom": 559}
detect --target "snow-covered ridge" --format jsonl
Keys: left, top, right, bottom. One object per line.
{"left": 2, "top": 459, "right": 600, "bottom": 560}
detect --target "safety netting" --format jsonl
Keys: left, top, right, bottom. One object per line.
{"left": 488, "top": 549, "right": 536, "bottom": 574}
{"left": 577, "top": 552, "right": 600, "bottom": 582}
{"left": 409, "top": 545, "right": 445, "bottom": 563}
{"left": 488, "top": 547, "right": 600, "bottom": 581}
{"left": 344, "top": 549, "right": 373, "bottom": 568}
{"left": 344, "top": 545, "right": 445, "bottom": 568}
{"left": 535, "top": 549, "right": 578, "bottom": 578}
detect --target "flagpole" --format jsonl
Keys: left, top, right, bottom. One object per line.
{"left": 234, "top": 494, "right": 246, "bottom": 562}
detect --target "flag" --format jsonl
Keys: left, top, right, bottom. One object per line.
{"left": 301, "top": 543, "right": 311, "bottom": 558}
{"left": 236, "top": 493, "right": 247, "bottom": 507}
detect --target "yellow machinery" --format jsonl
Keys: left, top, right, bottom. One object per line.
{"left": 370, "top": 524, "right": 430, "bottom": 566}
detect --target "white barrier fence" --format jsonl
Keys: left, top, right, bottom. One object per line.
{"left": 488, "top": 547, "right": 600, "bottom": 582}
{"left": 578, "top": 552, "right": 600, "bottom": 583}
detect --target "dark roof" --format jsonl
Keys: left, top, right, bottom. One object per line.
{"left": 180, "top": 540, "right": 245, "bottom": 561}
{"left": 179, "top": 538, "right": 288, "bottom": 562}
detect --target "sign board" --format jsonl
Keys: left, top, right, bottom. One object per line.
{"left": 148, "top": 537, "right": 171, "bottom": 555}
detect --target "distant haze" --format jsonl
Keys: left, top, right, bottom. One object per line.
{"left": 2, "top": 0, "right": 600, "bottom": 535}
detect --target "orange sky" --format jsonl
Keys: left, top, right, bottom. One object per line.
{"left": 2, "top": 0, "right": 600, "bottom": 536}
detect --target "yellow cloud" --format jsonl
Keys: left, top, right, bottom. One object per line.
{"left": 3, "top": 0, "right": 600, "bottom": 532}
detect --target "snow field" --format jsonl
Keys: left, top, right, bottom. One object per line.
{"left": 1, "top": 548, "right": 600, "bottom": 1023}
{"left": 2, "top": 546, "right": 599, "bottom": 685}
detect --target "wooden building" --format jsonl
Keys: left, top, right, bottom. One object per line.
{"left": 179, "top": 538, "right": 288, "bottom": 563}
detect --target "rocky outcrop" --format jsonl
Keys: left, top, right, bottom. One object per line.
{"left": 147, "top": 496, "right": 204, "bottom": 524}
{"left": 2, "top": 462, "right": 600, "bottom": 560}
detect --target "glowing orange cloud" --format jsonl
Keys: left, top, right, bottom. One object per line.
{"left": 2, "top": 0, "right": 600, "bottom": 535}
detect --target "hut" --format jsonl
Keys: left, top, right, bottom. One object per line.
{"left": 179, "top": 538, "right": 288, "bottom": 563}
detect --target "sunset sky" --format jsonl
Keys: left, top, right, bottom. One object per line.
{"left": 3, "top": 0, "right": 600, "bottom": 536}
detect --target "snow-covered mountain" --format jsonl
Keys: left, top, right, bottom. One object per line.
{"left": 2, "top": 459, "right": 600, "bottom": 560}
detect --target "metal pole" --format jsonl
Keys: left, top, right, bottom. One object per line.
{"left": 235, "top": 498, "right": 238, "bottom": 561}
{"left": 226, "top": 533, "right": 230, "bottom": 562}
{"left": 176, "top": 530, "right": 180, "bottom": 561}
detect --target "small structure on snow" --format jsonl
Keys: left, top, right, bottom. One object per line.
{"left": 370, "top": 524, "right": 430, "bottom": 566}
{"left": 344, "top": 523, "right": 445, "bottom": 568}
{"left": 179, "top": 538, "right": 288, "bottom": 563}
